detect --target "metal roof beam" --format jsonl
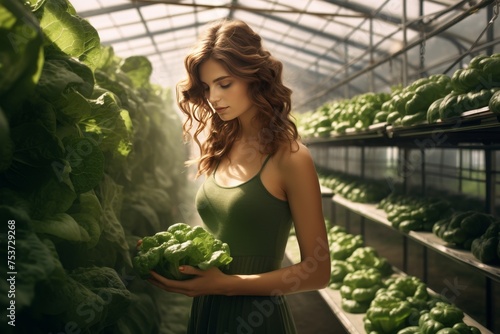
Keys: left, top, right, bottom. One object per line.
{"left": 322, "top": 0, "right": 482, "bottom": 37}
{"left": 320, "top": 0, "right": 402, "bottom": 25}
{"left": 251, "top": 11, "right": 386, "bottom": 56}
{"left": 102, "top": 20, "right": 207, "bottom": 45}
{"left": 227, "top": 0, "right": 238, "bottom": 19}
{"left": 297, "top": 0, "right": 495, "bottom": 109}
{"left": 77, "top": 2, "right": 155, "bottom": 17}
{"left": 262, "top": 35, "right": 393, "bottom": 89}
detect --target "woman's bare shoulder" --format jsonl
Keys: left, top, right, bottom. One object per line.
{"left": 275, "top": 141, "right": 314, "bottom": 172}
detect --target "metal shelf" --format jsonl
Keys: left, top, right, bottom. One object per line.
{"left": 305, "top": 108, "right": 500, "bottom": 148}
{"left": 331, "top": 194, "right": 500, "bottom": 282}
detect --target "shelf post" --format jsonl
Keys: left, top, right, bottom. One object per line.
{"left": 485, "top": 148, "right": 495, "bottom": 214}
{"left": 369, "top": 18, "right": 374, "bottom": 92}
{"left": 421, "top": 147, "right": 426, "bottom": 196}
{"left": 402, "top": 0, "right": 408, "bottom": 87}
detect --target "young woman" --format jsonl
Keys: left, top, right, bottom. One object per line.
{"left": 148, "top": 19, "right": 330, "bottom": 333}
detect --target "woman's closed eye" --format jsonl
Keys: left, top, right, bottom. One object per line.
{"left": 202, "top": 82, "right": 231, "bottom": 94}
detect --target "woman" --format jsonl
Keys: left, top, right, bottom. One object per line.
{"left": 148, "top": 19, "right": 330, "bottom": 333}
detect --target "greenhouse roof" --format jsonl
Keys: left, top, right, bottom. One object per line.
{"left": 71, "top": 0, "right": 499, "bottom": 111}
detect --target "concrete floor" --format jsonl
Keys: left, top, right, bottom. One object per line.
{"left": 281, "top": 255, "right": 347, "bottom": 334}
{"left": 287, "top": 290, "right": 347, "bottom": 334}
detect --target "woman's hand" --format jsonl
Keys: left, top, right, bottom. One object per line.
{"left": 147, "top": 265, "right": 230, "bottom": 297}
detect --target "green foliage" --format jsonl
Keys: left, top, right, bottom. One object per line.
{"left": 470, "top": 221, "right": 500, "bottom": 264}
{"left": 327, "top": 225, "right": 364, "bottom": 260}
{"left": 379, "top": 193, "right": 453, "bottom": 233}
{"left": 346, "top": 247, "right": 393, "bottom": 277}
{"left": 363, "top": 276, "right": 451, "bottom": 334}
{"left": 398, "top": 302, "right": 480, "bottom": 334}
{"left": 0, "top": 0, "right": 191, "bottom": 332}
{"left": 489, "top": 89, "right": 500, "bottom": 113}
{"left": 340, "top": 268, "right": 383, "bottom": 313}
{"left": 319, "top": 170, "right": 391, "bottom": 204}
{"left": 296, "top": 91, "right": 391, "bottom": 138}
{"left": 133, "top": 223, "right": 233, "bottom": 280}
{"left": 329, "top": 259, "right": 355, "bottom": 289}
{"left": 364, "top": 289, "right": 414, "bottom": 333}
{"left": 433, "top": 211, "right": 495, "bottom": 250}
{"left": 0, "top": 0, "right": 44, "bottom": 112}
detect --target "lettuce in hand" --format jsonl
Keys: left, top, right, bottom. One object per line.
{"left": 133, "top": 223, "right": 233, "bottom": 280}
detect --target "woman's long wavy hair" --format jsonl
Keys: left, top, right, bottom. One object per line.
{"left": 177, "top": 19, "right": 298, "bottom": 177}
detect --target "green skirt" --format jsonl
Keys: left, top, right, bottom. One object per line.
{"left": 187, "top": 294, "right": 297, "bottom": 334}
{"left": 186, "top": 256, "right": 297, "bottom": 334}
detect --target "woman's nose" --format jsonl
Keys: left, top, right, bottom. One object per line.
{"left": 208, "top": 92, "right": 220, "bottom": 106}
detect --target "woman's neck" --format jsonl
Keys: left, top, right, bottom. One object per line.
{"left": 237, "top": 113, "right": 261, "bottom": 142}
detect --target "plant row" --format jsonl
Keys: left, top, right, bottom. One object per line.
{"left": 326, "top": 225, "right": 481, "bottom": 334}
{"left": 297, "top": 54, "right": 500, "bottom": 139}
{"left": 318, "top": 171, "right": 392, "bottom": 203}
{"left": 378, "top": 194, "right": 500, "bottom": 265}
{"left": 318, "top": 172, "right": 500, "bottom": 266}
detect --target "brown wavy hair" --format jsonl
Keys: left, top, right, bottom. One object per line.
{"left": 177, "top": 19, "right": 298, "bottom": 177}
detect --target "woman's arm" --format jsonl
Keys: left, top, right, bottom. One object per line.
{"left": 282, "top": 143, "right": 331, "bottom": 288}
{"left": 148, "top": 143, "right": 331, "bottom": 297}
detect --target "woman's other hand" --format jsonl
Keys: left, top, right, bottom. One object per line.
{"left": 147, "top": 266, "right": 231, "bottom": 297}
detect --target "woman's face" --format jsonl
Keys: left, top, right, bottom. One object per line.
{"left": 199, "top": 58, "right": 257, "bottom": 122}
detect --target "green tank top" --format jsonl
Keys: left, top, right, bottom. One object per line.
{"left": 195, "top": 155, "right": 293, "bottom": 274}
{"left": 191, "top": 156, "right": 298, "bottom": 333}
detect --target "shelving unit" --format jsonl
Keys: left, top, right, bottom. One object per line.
{"left": 331, "top": 195, "right": 500, "bottom": 281}
{"left": 306, "top": 109, "right": 500, "bottom": 147}
{"left": 304, "top": 108, "right": 500, "bottom": 333}
{"left": 285, "top": 234, "right": 493, "bottom": 334}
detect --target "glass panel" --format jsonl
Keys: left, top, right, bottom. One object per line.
{"left": 118, "top": 23, "right": 146, "bottom": 38}
{"left": 109, "top": 8, "right": 141, "bottom": 25}
{"left": 96, "top": 27, "right": 121, "bottom": 43}
{"left": 98, "top": 0, "right": 128, "bottom": 5}
{"left": 196, "top": 8, "right": 229, "bottom": 22}
{"left": 146, "top": 19, "right": 171, "bottom": 33}
{"left": 71, "top": 0, "right": 101, "bottom": 12}
{"left": 139, "top": 4, "right": 170, "bottom": 20}
{"left": 86, "top": 14, "right": 113, "bottom": 30}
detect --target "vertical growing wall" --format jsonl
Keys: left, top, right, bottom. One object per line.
{"left": 0, "top": 0, "right": 193, "bottom": 333}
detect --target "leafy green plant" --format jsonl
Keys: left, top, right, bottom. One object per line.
{"left": 0, "top": 0, "right": 191, "bottom": 332}
{"left": 134, "top": 223, "right": 233, "bottom": 280}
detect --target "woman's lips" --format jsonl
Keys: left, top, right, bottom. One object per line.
{"left": 215, "top": 107, "right": 228, "bottom": 113}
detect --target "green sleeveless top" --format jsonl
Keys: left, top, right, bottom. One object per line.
{"left": 189, "top": 155, "right": 297, "bottom": 333}
{"left": 196, "top": 155, "right": 293, "bottom": 269}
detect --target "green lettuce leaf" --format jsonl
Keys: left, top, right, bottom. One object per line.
{"left": 35, "top": 0, "right": 103, "bottom": 70}
{"left": 81, "top": 92, "right": 133, "bottom": 158}
{"left": 28, "top": 167, "right": 77, "bottom": 219}
{"left": 96, "top": 174, "right": 130, "bottom": 265}
{"left": 62, "top": 136, "right": 105, "bottom": 194}
{"left": 0, "top": 0, "right": 44, "bottom": 113}
{"left": 0, "top": 107, "right": 13, "bottom": 172}
{"left": 69, "top": 266, "right": 131, "bottom": 328}
{"left": 36, "top": 58, "right": 92, "bottom": 100}
{"left": 4, "top": 122, "right": 64, "bottom": 190}
{"left": 119, "top": 56, "right": 153, "bottom": 89}
{"left": 0, "top": 205, "right": 63, "bottom": 312}
{"left": 32, "top": 212, "right": 90, "bottom": 242}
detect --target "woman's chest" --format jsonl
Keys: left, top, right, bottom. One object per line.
{"left": 215, "top": 153, "right": 287, "bottom": 201}
{"left": 215, "top": 154, "right": 265, "bottom": 187}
